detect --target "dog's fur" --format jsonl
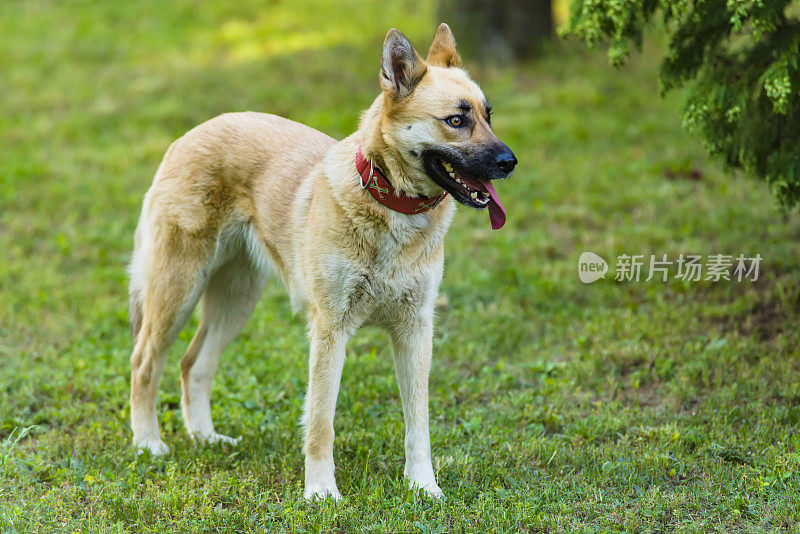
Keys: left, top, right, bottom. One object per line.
{"left": 128, "top": 24, "right": 515, "bottom": 500}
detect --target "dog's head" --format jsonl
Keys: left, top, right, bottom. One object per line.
{"left": 370, "top": 23, "right": 517, "bottom": 228}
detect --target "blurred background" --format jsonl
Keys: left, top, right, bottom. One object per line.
{"left": 2, "top": 1, "right": 800, "bottom": 531}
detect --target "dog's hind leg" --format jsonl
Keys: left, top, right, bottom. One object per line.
{"left": 180, "top": 247, "right": 266, "bottom": 444}
{"left": 129, "top": 226, "right": 213, "bottom": 456}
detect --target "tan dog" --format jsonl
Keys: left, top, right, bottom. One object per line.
{"left": 128, "top": 23, "right": 516, "bottom": 500}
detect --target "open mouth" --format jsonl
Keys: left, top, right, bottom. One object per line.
{"left": 435, "top": 159, "right": 491, "bottom": 207}
{"left": 424, "top": 154, "right": 507, "bottom": 229}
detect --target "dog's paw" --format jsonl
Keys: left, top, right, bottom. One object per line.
{"left": 303, "top": 484, "right": 342, "bottom": 502}
{"left": 135, "top": 438, "right": 170, "bottom": 457}
{"left": 194, "top": 432, "right": 240, "bottom": 446}
{"left": 304, "top": 458, "right": 341, "bottom": 501}
{"left": 405, "top": 464, "right": 443, "bottom": 499}
{"left": 408, "top": 478, "right": 444, "bottom": 499}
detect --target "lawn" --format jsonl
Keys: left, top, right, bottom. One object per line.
{"left": 2, "top": 0, "right": 800, "bottom": 532}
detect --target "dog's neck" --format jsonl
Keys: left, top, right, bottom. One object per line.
{"left": 339, "top": 93, "right": 455, "bottom": 250}
{"left": 357, "top": 94, "right": 442, "bottom": 199}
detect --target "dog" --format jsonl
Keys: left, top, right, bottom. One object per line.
{"left": 128, "top": 23, "right": 517, "bottom": 500}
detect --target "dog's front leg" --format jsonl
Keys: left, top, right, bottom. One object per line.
{"left": 302, "top": 317, "right": 348, "bottom": 501}
{"left": 390, "top": 318, "right": 443, "bottom": 498}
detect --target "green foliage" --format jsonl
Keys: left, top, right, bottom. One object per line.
{"left": 3, "top": 0, "right": 800, "bottom": 531}
{"left": 563, "top": 0, "right": 800, "bottom": 209}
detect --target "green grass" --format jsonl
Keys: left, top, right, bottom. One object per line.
{"left": 2, "top": 1, "right": 800, "bottom": 532}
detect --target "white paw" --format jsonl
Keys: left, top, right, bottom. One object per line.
{"left": 408, "top": 478, "right": 444, "bottom": 499}
{"left": 135, "top": 438, "right": 169, "bottom": 457}
{"left": 194, "top": 432, "right": 240, "bottom": 446}
{"left": 405, "top": 463, "right": 443, "bottom": 498}
{"left": 304, "top": 458, "right": 341, "bottom": 501}
{"left": 304, "top": 484, "right": 342, "bottom": 502}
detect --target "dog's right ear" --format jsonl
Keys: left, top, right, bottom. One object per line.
{"left": 380, "top": 28, "right": 427, "bottom": 98}
{"left": 426, "top": 23, "right": 461, "bottom": 68}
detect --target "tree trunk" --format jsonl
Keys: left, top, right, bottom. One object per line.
{"left": 438, "top": 0, "right": 553, "bottom": 63}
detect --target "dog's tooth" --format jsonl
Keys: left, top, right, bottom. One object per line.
{"left": 470, "top": 191, "right": 478, "bottom": 200}
{"left": 443, "top": 162, "right": 453, "bottom": 172}
{"left": 449, "top": 172, "right": 455, "bottom": 178}
{"left": 456, "top": 178, "right": 462, "bottom": 183}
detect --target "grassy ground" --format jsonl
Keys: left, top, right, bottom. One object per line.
{"left": 2, "top": 1, "right": 800, "bottom": 532}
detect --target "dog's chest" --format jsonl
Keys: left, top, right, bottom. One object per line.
{"left": 320, "top": 232, "right": 438, "bottom": 327}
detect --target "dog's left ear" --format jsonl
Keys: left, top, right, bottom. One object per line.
{"left": 381, "top": 28, "right": 427, "bottom": 98}
{"left": 426, "top": 23, "right": 461, "bottom": 69}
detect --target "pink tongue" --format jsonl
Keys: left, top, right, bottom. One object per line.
{"left": 481, "top": 180, "right": 506, "bottom": 229}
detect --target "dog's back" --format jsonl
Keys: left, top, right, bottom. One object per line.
{"left": 145, "top": 112, "right": 335, "bottom": 237}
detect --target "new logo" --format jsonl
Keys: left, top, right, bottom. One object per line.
{"left": 578, "top": 251, "right": 608, "bottom": 283}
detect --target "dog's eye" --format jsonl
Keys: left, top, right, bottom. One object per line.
{"left": 445, "top": 115, "right": 465, "bottom": 128}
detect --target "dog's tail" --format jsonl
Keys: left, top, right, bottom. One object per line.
{"left": 128, "top": 215, "right": 147, "bottom": 344}
{"left": 129, "top": 287, "right": 143, "bottom": 342}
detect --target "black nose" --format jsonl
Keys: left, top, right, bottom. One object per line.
{"left": 495, "top": 149, "right": 517, "bottom": 175}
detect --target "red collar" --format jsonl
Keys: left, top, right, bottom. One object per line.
{"left": 356, "top": 146, "right": 447, "bottom": 215}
